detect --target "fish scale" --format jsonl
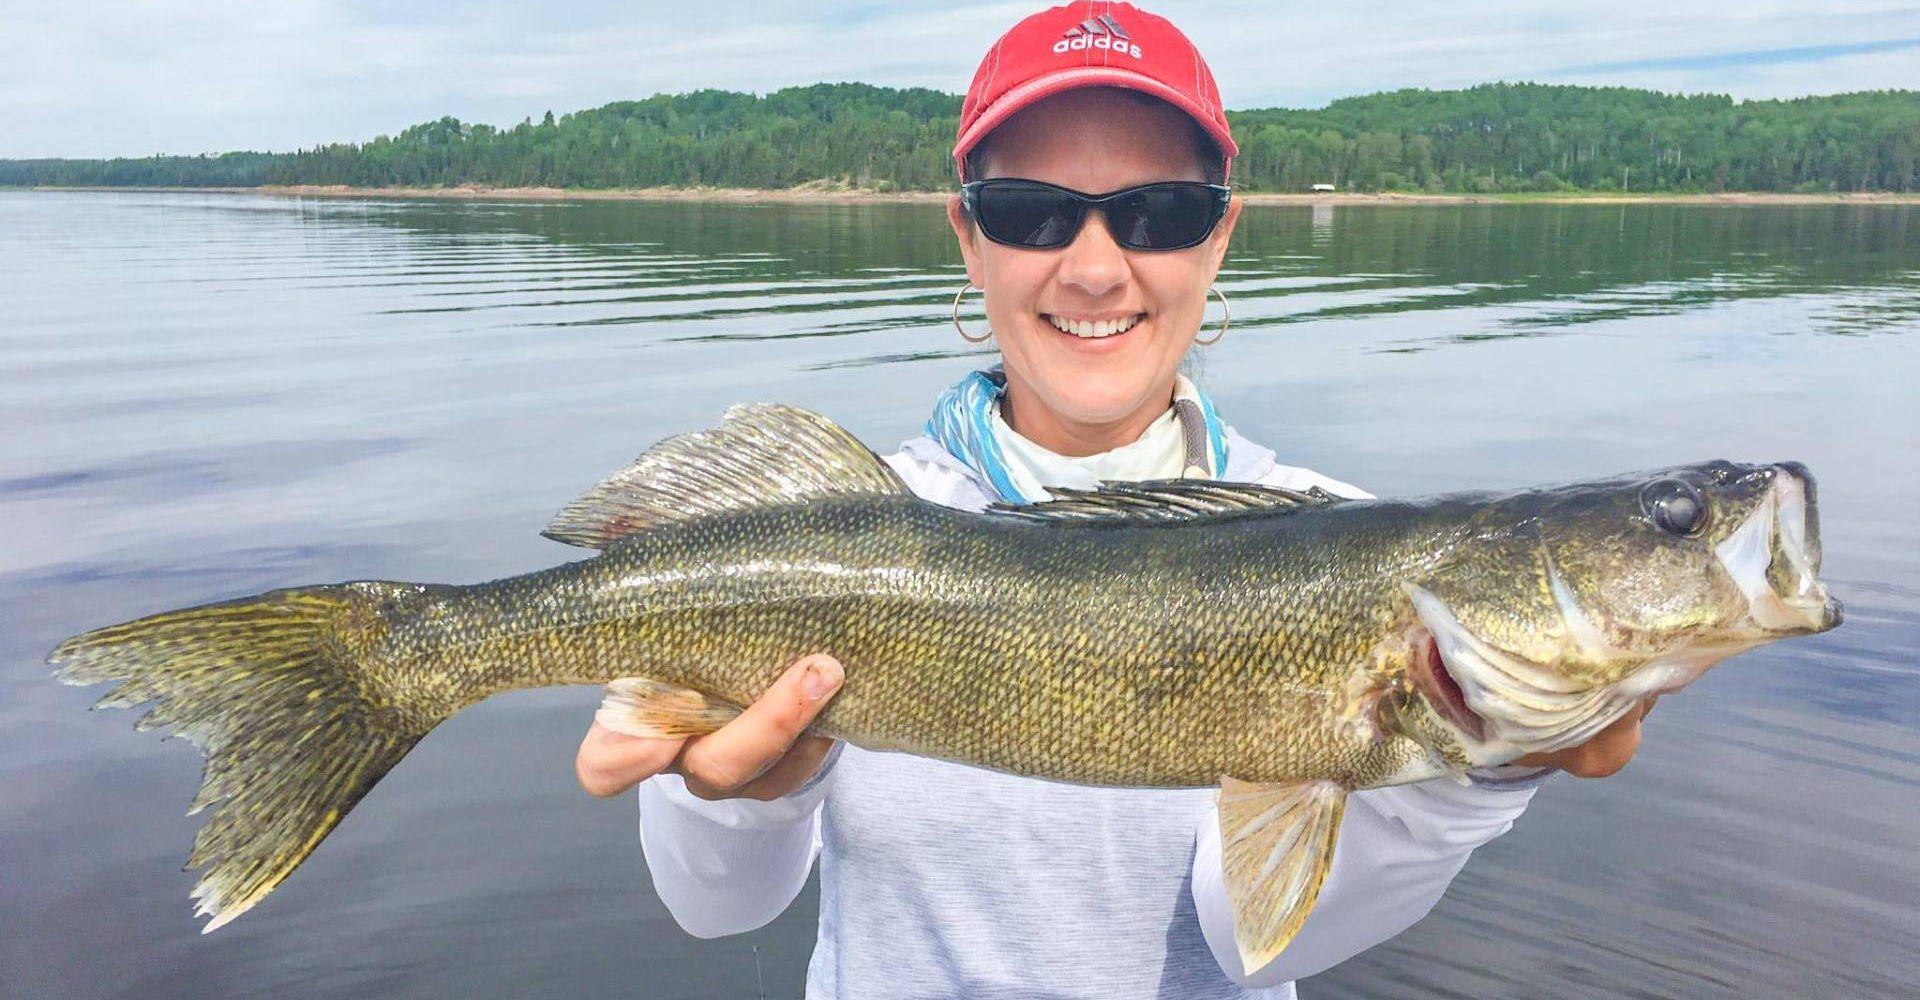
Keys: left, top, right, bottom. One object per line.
{"left": 412, "top": 496, "right": 1417, "bottom": 787}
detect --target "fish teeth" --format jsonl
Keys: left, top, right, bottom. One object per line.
{"left": 1046, "top": 313, "right": 1141, "bottom": 338}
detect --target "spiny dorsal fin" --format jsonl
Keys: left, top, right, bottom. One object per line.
{"left": 544, "top": 403, "right": 906, "bottom": 549}
{"left": 989, "top": 480, "right": 1343, "bottom": 524}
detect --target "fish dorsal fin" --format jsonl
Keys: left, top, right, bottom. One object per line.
{"left": 989, "top": 480, "right": 1342, "bottom": 524}
{"left": 543, "top": 403, "right": 907, "bottom": 548}
{"left": 1217, "top": 777, "right": 1348, "bottom": 975}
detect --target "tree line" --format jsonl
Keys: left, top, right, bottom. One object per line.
{"left": 4, "top": 81, "right": 1916, "bottom": 193}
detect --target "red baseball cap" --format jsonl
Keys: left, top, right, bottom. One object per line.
{"left": 953, "top": 2, "right": 1238, "bottom": 183}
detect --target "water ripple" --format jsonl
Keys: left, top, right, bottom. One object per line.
{"left": 3, "top": 191, "right": 1916, "bottom": 1000}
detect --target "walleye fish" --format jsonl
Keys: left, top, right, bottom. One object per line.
{"left": 50, "top": 404, "right": 1841, "bottom": 972}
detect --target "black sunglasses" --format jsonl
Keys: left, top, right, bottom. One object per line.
{"left": 960, "top": 179, "right": 1231, "bottom": 252}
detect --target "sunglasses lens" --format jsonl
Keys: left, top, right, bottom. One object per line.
{"left": 1106, "top": 185, "right": 1219, "bottom": 250}
{"left": 975, "top": 185, "right": 1082, "bottom": 248}
{"left": 970, "top": 182, "right": 1224, "bottom": 251}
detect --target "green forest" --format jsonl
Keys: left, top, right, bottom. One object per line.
{"left": 4, "top": 82, "right": 1916, "bottom": 193}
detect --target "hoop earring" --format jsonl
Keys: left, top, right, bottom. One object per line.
{"left": 952, "top": 283, "right": 992, "bottom": 344}
{"left": 1194, "top": 285, "right": 1230, "bottom": 346}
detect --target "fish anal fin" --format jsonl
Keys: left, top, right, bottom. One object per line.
{"left": 1216, "top": 776, "right": 1347, "bottom": 976}
{"left": 597, "top": 677, "right": 743, "bottom": 739}
{"left": 544, "top": 403, "right": 908, "bottom": 549}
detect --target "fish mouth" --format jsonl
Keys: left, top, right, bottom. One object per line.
{"left": 1715, "top": 463, "right": 1843, "bottom": 634}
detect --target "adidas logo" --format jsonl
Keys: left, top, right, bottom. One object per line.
{"left": 1052, "top": 13, "right": 1143, "bottom": 58}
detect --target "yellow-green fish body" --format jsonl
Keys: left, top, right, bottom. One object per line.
{"left": 50, "top": 404, "right": 1841, "bottom": 971}
{"left": 392, "top": 493, "right": 1435, "bottom": 787}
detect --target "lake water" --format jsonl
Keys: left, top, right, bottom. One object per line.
{"left": 2, "top": 191, "right": 1915, "bottom": 999}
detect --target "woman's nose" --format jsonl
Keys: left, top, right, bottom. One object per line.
{"left": 1056, "top": 209, "right": 1129, "bottom": 298}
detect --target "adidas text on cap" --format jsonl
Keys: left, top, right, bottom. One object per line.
{"left": 953, "top": 2, "right": 1238, "bottom": 183}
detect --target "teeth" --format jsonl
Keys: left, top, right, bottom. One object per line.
{"left": 1046, "top": 314, "right": 1141, "bottom": 339}
{"left": 1715, "top": 477, "right": 1834, "bottom": 631}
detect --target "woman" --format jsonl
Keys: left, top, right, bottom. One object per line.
{"left": 577, "top": 4, "right": 1650, "bottom": 996}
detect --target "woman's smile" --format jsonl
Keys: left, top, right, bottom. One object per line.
{"left": 1041, "top": 311, "right": 1148, "bottom": 343}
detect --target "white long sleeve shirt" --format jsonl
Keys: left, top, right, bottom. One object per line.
{"left": 636, "top": 428, "right": 1542, "bottom": 998}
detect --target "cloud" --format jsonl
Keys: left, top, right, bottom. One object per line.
{"left": 1561, "top": 36, "right": 1920, "bottom": 74}
{"left": 1549, "top": 46, "right": 1920, "bottom": 100}
{"left": 2, "top": 0, "right": 1917, "bottom": 158}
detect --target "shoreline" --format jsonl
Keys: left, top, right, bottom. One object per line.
{"left": 24, "top": 183, "right": 1920, "bottom": 207}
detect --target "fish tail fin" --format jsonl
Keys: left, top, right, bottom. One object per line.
{"left": 49, "top": 580, "right": 455, "bottom": 931}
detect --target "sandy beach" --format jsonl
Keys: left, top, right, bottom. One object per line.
{"left": 26, "top": 183, "right": 1920, "bottom": 206}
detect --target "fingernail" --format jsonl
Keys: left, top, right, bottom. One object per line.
{"left": 801, "top": 660, "right": 842, "bottom": 700}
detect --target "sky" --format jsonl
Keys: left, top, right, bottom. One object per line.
{"left": 3, "top": 0, "right": 1917, "bottom": 159}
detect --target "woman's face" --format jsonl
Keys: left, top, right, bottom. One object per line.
{"left": 946, "top": 88, "right": 1242, "bottom": 453}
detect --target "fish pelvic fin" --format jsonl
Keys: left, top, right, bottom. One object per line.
{"left": 1216, "top": 776, "right": 1347, "bottom": 976}
{"left": 49, "top": 582, "right": 451, "bottom": 932}
{"left": 597, "top": 677, "right": 743, "bottom": 739}
{"left": 544, "top": 403, "right": 908, "bottom": 549}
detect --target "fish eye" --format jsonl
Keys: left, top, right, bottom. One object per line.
{"left": 1641, "top": 479, "right": 1710, "bottom": 537}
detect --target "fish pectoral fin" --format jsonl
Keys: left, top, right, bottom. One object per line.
{"left": 597, "top": 678, "right": 743, "bottom": 739}
{"left": 1216, "top": 776, "right": 1347, "bottom": 976}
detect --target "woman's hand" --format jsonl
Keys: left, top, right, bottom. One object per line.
{"left": 1514, "top": 697, "right": 1658, "bottom": 778}
{"left": 575, "top": 653, "right": 844, "bottom": 801}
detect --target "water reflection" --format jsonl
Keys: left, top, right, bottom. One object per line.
{"left": 1, "top": 192, "right": 1915, "bottom": 999}
{"left": 1309, "top": 202, "right": 1335, "bottom": 244}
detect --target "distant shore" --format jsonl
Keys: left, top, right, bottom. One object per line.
{"left": 25, "top": 183, "right": 1920, "bottom": 206}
